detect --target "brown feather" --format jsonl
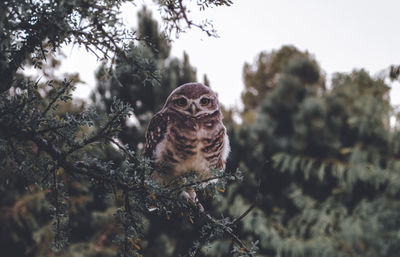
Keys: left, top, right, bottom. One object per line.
{"left": 144, "top": 83, "right": 230, "bottom": 185}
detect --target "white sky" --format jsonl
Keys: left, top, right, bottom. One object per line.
{"left": 59, "top": 0, "right": 400, "bottom": 108}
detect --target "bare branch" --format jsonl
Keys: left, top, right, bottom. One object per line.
{"left": 203, "top": 212, "right": 255, "bottom": 257}
{"left": 232, "top": 203, "right": 256, "bottom": 225}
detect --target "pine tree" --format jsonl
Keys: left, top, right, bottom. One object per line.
{"left": 241, "top": 45, "right": 324, "bottom": 119}
{"left": 223, "top": 46, "right": 400, "bottom": 257}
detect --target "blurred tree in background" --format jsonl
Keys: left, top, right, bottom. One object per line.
{"left": 241, "top": 46, "right": 325, "bottom": 123}
{"left": 1, "top": 1, "right": 400, "bottom": 257}
{"left": 220, "top": 47, "right": 400, "bottom": 257}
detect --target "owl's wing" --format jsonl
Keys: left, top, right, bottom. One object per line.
{"left": 144, "top": 111, "right": 168, "bottom": 159}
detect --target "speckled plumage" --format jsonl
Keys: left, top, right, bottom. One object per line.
{"left": 144, "top": 82, "right": 230, "bottom": 185}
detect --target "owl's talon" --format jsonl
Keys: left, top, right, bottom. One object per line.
{"left": 197, "top": 202, "right": 205, "bottom": 213}
{"left": 148, "top": 206, "right": 158, "bottom": 212}
{"left": 179, "top": 190, "right": 191, "bottom": 201}
{"left": 180, "top": 189, "right": 205, "bottom": 213}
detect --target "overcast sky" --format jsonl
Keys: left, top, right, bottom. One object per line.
{"left": 60, "top": 0, "right": 400, "bottom": 108}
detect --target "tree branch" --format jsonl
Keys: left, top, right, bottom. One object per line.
{"left": 203, "top": 212, "right": 255, "bottom": 257}
{"left": 232, "top": 203, "right": 256, "bottom": 225}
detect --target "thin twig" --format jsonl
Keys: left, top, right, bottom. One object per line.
{"left": 232, "top": 178, "right": 261, "bottom": 225}
{"left": 106, "top": 136, "right": 135, "bottom": 161}
{"left": 203, "top": 212, "right": 255, "bottom": 257}
{"left": 37, "top": 123, "right": 69, "bottom": 134}
{"left": 178, "top": 0, "right": 192, "bottom": 27}
{"left": 169, "top": 175, "right": 226, "bottom": 193}
{"left": 232, "top": 203, "right": 256, "bottom": 225}
{"left": 53, "top": 167, "right": 61, "bottom": 243}
{"left": 66, "top": 109, "right": 122, "bottom": 155}
{"left": 43, "top": 84, "right": 69, "bottom": 116}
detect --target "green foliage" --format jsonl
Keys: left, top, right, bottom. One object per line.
{"left": 2, "top": 1, "right": 400, "bottom": 257}
{"left": 92, "top": 7, "right": 198, "bottom": 152}
{"left": 1, "top": 1, "right": 254, "bottom": 257}
{"left": 222, "top": 45, "right": 400, "bottom": 257}
{"left": 0, "top": 73, "right": 249, "bottom": 256}
{"left": 241, "top": 45, "right": 324, "bottom": 118}
{"left": 390, "top": 65, "right": 400, "bottom": 81}
{"left": 0, "top": 0, "right": 135, "bottom": 92}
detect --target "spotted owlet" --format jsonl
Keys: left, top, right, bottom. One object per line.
{"left": 144, "top": 82, "right": 230, "bottom": 206}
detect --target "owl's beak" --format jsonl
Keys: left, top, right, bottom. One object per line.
{"left": 188, "top": 103, "right": 198, "bottom": 115}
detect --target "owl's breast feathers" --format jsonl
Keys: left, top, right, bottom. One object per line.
{"left": 144, "top": 109, "right": 229, "bottom": 182}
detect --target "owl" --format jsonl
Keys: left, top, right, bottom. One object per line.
{"left": 144, "top": 82, "right": 230, "bottom": 208}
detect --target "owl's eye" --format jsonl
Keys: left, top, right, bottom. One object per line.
{"left": 176, "top": 98, "right": 187, "bottom": 107}
{"left": 200, "top": 98, "right": 210, "bottom": 106}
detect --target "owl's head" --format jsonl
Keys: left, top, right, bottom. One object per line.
{"left": 163, "top": 83, "right": 220, "bottom": 117}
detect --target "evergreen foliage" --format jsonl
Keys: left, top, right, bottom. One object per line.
{"left": 390, "top": 65, "right": 400, "bottom": 81}
{"left": 0, "top": 1, "right": 255, "bottom": 257}
{"left": 241, "top": 46, "right": 324, "bottom": 120}
{"left": 223, "top": 47, "right": 400, "bottom": 257}
{"left": 1, "top": 1, "right": 400, "bottom": 257}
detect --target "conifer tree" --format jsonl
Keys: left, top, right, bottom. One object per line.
{"left": 222, "top": 46, "right": 400, "bottom": 257}
{"left": 241, "top": 45, "right": 324, "bottom": 117}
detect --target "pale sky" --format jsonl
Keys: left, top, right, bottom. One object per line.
{"left": 59, "top": 0, "right": 400, "bottom": 108}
